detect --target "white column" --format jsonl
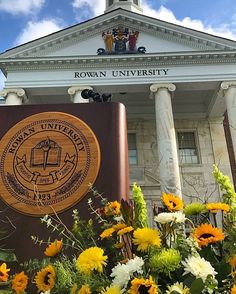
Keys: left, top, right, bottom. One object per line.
{"left": 150, "top": 83, "right": 182, "bottom": 197}
{"left": 221, "top": 81, "right": 236, "bottom": 158}
{"left": 68, "top": 86, "right": 93, "bottom": 103}
{"left": 0, "top": 88, "right": 27, "bottom": 105}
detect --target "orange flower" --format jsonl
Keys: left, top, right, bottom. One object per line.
{"left": 206, "top": 202, "right": 229, "bottom": 214}
{"left": 104, "top": 201, "right": 121, "bottom": 216}
{"left": 113, "top": 223, "right": 127, "bottom": 231}
{"left": 100, "top": 227, "right": 115, "bottom": 239}
{"left": 193, "top": 223, "right": 224, "bottom": 247}
{"left": 12, "top": 272, "right": 28, "bottom": 294}
{"left": 44, "top": 240, "right": 62, "bottom": 257}
{"left": 162, "top": 193, "right": 183, "bottom": 212}
{"left": 0, "top": 263, "right": 10, "bottom": 282}
{"left": 117, "top": 226, "right": 134, "bottom": 236}
{"left": 231, "top": 285, "right": 236, "bottom": 294}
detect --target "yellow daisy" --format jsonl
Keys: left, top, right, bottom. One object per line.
{"left": 162, "top": 193, "right": 184, "bottom": 212}
{"left": 100, "top": 285, "right": 122, "bottom": 294}
{"left": 100, "top": 227, "right": 115, "bottom": 239}
{"left": 117, "top": 226, "right": 134, "bottom": 236}
{"left": 76, "top": 247, "right": 108, "bottom": 275}
{"left": 128, "top": 276, "right": 158, "bottom": 293}
{"left": 206, "top": 202, "right": 230, "bottom": 214}
{"left": 133, "top": 228, "right": 161, "bottom": 252}
{"left": 44, "top": 239, "right": 63, "bottom": 257}
{"left": 34, "top": 264, "right": 55, "bottom": 292}
{"left": 113, "top": 223, "right": 127, "bottom": 231}
{"left": 232, "top": 285, "right": 236, "bottom": 294}
{"left": 12, "top": 271, "right": 28, "bottom": 294}
{"left": 0, "top": 263, "right": 10, "bottom": 282}
{"left": 104, "top": 201, "right": 121, "bottom": 216}
{"left": 193, "top": 223, "right": 224, "bottom": 247}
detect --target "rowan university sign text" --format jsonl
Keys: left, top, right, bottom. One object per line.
{"left": 74, "top": 68, "right": 169, "bottom": 79}
{"left": 0, "top": 112, "right": 101, "bottom": 216}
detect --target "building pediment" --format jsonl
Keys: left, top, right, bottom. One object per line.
{"left": 1, "top": 9, "right": 236, "bottom": 59}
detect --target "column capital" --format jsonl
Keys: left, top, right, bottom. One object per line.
{"left": 0, "top": 88, "right": 28, "bottom": 103}
{"left": 221, "top": 81, "right": 236, "bottom": 91}
{"left": 150, "top": 83, "right": 176, "bottom": 94}
{"left": 68, "top": 86, "right": 92, "bottom": 96}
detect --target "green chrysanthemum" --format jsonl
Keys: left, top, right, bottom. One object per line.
{"left": 150, "top": 248, "right": 181, "bottom": 275}
{"left": 54, "top": 260, "right": 74, "bottom": 293}
{"left": 184, "top": 202, "right": 207, "bottom": 216}
{"left": 132, "top": 183, "right": 148, "bottom": 228}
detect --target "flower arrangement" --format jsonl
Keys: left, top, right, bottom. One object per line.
{"left": 1, "top": 165, "right": 236, "bottom": 293}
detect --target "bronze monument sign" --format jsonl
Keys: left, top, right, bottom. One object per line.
{"left": 0, "top": 112, "right": 100, "bottom": 215}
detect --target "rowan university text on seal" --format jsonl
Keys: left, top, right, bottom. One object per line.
{"left": 0, "top": 112, "right": 101, "bottom": 216}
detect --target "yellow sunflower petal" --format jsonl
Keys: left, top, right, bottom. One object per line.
{"left": 12, "top": 271, "right": 28, "bottom": 294}
{"left": 44, "top": 239, "right": 63, "bottom": 257}
{"left": 128, "top": 276, "right": 158, "bottom": 294}
{"left": 206, "top": 202, "right": 229, "bottom": 214}
{"left": 162, "top": 193, "right": 184, "bottom": 212}
{"left": 34, "top": 265, "right": 55, "bottom": 292}
{"left": 192, "top": 223, "right": 224, "bottom": 247}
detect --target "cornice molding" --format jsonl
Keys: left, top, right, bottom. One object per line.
{"left": 221, "top": 81, "right": 236, "bottom": 90}
{"left": 1, "top": 51, "right": 236, "bottom": 71}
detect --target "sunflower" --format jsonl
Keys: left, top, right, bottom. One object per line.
{"left": 192, "top": 223, "right": 224, "bottom": 247}
{"left": 76, "top": 247, "right": 108, "bottom": 275}
{"left": 34, "top": 264, "right": 56, "bottom": 292}
{"left": 12, "top": 271, "right": 28, "bottom": 294}
{"left": 132, "top": 228, "right": 161, "bottom": 252}
{"left": 231, "top": 285, "right": 236, "bottom": 294}
{"left": 0, "top": 263, "right": 10, "bottom": 282}
{"left": 100, "top": 228, "right": 115, "bottom": 239}
{"left": 100, "top": 285, "right": 122, "bottom": 294}
{"left": 206, "top": 202, "right": 230, "bottom": 214}
{"left": 104, "top": 201, "right": 121, "bottom": 216}
{"left": 162, "top": 193, "right": 184, "bottom": 212}
{"left": 44, "top": 239, "right": 63, "bottom": 257}
{"left": 117, "top": 226, "right": 134, "bottom": 236}
{"left": 128, "top": 276, "right": 158, "bottom": 294}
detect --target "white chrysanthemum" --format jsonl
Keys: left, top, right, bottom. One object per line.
{"left": 125, "top": 256, "right": 144, "bottom": 274}
{"left": 166, "top": 282, "right": 190, "bottom": 294}
{"left": 110, "top": 263, "right": 130, "bottom": 289}
{"left": 182, "top": 255, "right": 217, "bottom": 282}
{"left": 154, "top": 212, "right": 186, "bottom": 224}
{"left": 110, "top": 257, "right": 144, "bottom": 289}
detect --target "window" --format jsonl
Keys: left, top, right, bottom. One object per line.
{"left": 128, "top": 133, "right": 137, "bottom": 165}
{"left": 177, "top": 132, "right": 199, "bottom": 164}
{"left": 109, "top": 0, "right": 113, "bottom": 6}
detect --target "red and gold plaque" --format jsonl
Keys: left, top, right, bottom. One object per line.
{"left": 0, "top": 112, "right": 100, "bottom": 215}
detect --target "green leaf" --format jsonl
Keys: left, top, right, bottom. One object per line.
{"left": 190, "top": 278, "right": 204, "bottom": 294}
{"left": 0, "top": 249, "right": 17, "bottom": 262}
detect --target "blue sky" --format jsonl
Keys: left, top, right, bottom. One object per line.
{"left": 0, "top": 0, "right": 236, "bottom": 91}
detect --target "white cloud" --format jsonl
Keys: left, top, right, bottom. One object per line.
{"left": 15, "top": 19, "right": 64, "bottom": 45}
{"left": 71, "top": 0, "right": 236, "bottom": 41}
{"left": 0, "top": 0, "right": 45, "bottom": 15}
{"left": 142, "top": 3, "right": 236, "bottom": 41}
{"left": 72, "top": 0, "right": 105, "bottom": 21}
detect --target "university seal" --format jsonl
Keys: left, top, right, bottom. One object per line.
{"left": 0, "top": 112, "right": 101, "bottom": 216}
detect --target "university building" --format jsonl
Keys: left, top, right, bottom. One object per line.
{"left": 1, "top": 0, "right": 236, "bottom": 213}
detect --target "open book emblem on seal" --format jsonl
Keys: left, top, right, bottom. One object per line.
{"left": 0, "top": 112, "right": 101, "bottom": 216}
